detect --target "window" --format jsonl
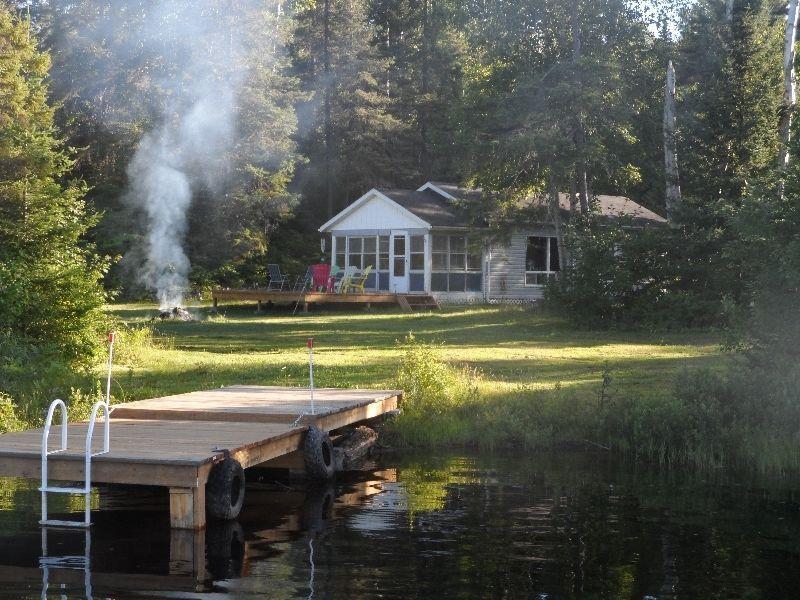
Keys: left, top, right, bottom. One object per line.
{"left": 410, "top": 235, "right": 425, "bottom": 271}
{"left": 334, "top": 236, "right": 346, "bottom": 270}
{"left": 409, "top": 235, "right": 425, "bottom": 292}
{"left": 525, "top": 236, "right": 560, "bottom": 285}
{"left": 431, "top": 234, "right": 483, "bottom": 292}
{"left": 392, "top": 235, "right": 406, "bottom": 277}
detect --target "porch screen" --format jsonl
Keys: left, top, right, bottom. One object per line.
{"left": 333, "top": 235, "right": 389, "bottom": 290}
{"left": 431, "top": 234, "right": 482, "bottom": 292}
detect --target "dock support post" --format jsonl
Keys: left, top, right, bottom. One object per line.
{"left": 169, "top": 486, "right": 206, "bottom": 530}
{"left": 256, "top": 299, "right": 263, "bottom": 313}
{"left": 303, "top": 301, "right": 309, "bottom": 313}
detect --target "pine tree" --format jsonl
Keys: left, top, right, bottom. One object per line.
{"left": 369, "top": 0, "right": 469, "bottom": 181}
{"left": 678, "top": 0, "right": 784, "bottom": 203}
{"left": 465, "top": 0, "right": 660, "bottom": 209}
{"left": 0, "top": 8, "right": 108, "bottom": 363}
{"left": 292, "top": 0, "right": 412, "bottom": 218}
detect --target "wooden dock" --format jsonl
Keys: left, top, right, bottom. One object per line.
{"left": 0, "top": 386, "right": 400, "bottom": 530}
{"left": 212, "top": 288, "right": 439, "bottom": 312}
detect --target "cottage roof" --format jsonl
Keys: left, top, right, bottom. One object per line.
{"left": 520, "top": 193, "right": 668, "bottom": 226}
{"left": 375, "top": 188, "right": 471, "bottom": 227}
{"left": 319, "top": 182, "right": 667, "bottom": 232}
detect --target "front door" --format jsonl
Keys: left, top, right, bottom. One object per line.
{"left": 390, "top": 231, "right": 409, "bottom": 293}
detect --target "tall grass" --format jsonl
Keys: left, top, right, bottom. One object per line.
{"left": 388, "top": 336, "right": 800, "bottom": 473}
{"left": 0, "top": 323, "right": 166, "bottom": 431}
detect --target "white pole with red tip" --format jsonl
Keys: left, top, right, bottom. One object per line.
{"left": 307, "top": 337, "right": 315, "bottom": 415}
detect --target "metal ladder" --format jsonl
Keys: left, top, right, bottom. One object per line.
{"left": 39, "top": 332, "right": 115, "bottom": 528}
{"left": 40, "top": 399, "right": 110, "bottom": 527}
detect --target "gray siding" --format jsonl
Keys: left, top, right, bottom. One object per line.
{"left": 486, "top": 227, "right": 555, "bottom": 300}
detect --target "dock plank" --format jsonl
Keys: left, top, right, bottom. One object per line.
{"left": 111, "top": 385, "right": 400, "bottom": 424}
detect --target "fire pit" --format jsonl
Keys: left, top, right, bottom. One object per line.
{"left": 158, "top": 306, "right": 194, "bottom": 321}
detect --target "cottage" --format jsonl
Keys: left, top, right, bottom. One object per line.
{"left": 318, "top": 181, "right": 666, "bottom": 303}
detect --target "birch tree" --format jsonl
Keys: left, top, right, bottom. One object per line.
{"left": 663, "top": 61, "right": 681, "bottom": 220}
{"left": 779, "top": 0, "right": 799, "bottom": 169}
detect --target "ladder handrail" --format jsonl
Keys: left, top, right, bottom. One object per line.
{"left": 84, "top": 401, "right": 110, "bottom": 494}
{"left": 41, "top": 399, "right": 69, "bottom": 525}
{"left": 42, "top": 399, "right": 68, "bottom": 457}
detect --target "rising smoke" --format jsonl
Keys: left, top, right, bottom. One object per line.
{"left": 124, "top": 2, "right": 245, "bottom": 308}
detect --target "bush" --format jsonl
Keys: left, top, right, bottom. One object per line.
{"left": 547, "top": 206, "right": 740, "bottom": 329}
{"left": 0, "top": 393, "right": 23, "bottom": 434}
{"left": 390, "top": 335, "right": 482, "bottom": 446}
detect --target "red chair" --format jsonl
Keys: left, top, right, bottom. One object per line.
{"left": 311, "top": 264, "right": 331, "bottom": 292}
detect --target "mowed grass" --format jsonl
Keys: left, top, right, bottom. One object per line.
{"left": 106, "top": 302, "right": 723, "bottom": 406}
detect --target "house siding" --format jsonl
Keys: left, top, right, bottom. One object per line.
{"left": 486, "top": 227, "right": 556, "bottom": 301}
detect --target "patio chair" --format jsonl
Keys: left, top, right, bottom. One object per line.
{"left": 344, "top": 265, "right": 373, "bottom": 294}
{"left": 267, "top": 264, "right": 290, "bottom": 290}
{"left": 293, "top": 267, "right": 313, "bottom": 292}
{"left": 336, "top": 266, "right": 358, "bottom": 293}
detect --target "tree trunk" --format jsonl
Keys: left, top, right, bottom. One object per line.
{"left": 572, "top": 0, "right": 589, "bottom": 215}
{"left": 569, "top": 177, "right": 579, "bottom": 212}
{"left": 419, "top": 0, "right": 432, "bottom": 179}
{"left": 779, "top": 0, "right": 799, "bottom": 170}
{"left": 548, "top": 177, "right": 566, "bottom": 271}
{"left": 725, "top": 0, "right": 734, "bottom": 23}
{"left": 663, "top": 60, "right": 681, "bottom": 220}
{"left": 323, "top": 0, "right": 334, "bottom": 218}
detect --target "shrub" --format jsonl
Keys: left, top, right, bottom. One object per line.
{"left": 547, "top": 209, "right": 737, "bottom": 329}
{"left": 0, "top": 393, "right": 23, "bottom": 434}
{"left": 391, "top": 335, "right": 482, "bottom": 446}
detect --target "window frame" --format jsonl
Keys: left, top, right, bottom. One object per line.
{"left": 431, "top": 233, "right": 483, "bottom": 292}
{"left": 524, "top": 235, "right": 560, "bottom": 286}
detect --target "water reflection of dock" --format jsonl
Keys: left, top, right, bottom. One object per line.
{"left": 0, "top": 469, "right": 396, "bottom": 596}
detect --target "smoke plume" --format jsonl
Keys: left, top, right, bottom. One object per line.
{"left": 124, "top": 3, "right": 244, "bottom": 308}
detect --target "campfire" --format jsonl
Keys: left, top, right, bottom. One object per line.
{"left": 158, "top": 306, "right": 194, "bottom": 321}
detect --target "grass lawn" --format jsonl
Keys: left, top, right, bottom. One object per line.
{"left": 107, "top": 302, "right": 723, "bottom": 408}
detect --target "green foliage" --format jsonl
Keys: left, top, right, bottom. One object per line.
{"left": 546, "top": 216, "right": 728, "bottom": 328}
{"left": 0, "top": 394, "right": 23, "bottom": 434}
{"left": 391, "top": 335, "right": 482, "bottom": 446}
{"left": 0, "top": 8, "right": 109, "bottom": 365}
{"left": 678, "top": 0, "right": 783, "bottom": 203}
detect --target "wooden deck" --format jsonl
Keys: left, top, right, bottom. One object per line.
{"left": 212, "top": 288, "right": 439, "bottom": 312}
{"left": 0, "top": 385, "right": 400, "bottom": 530}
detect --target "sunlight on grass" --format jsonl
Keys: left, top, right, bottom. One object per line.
{"left": 104, "top": 302, "right": 723, "bottom": 405}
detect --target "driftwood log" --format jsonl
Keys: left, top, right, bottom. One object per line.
{"left": 333, "top": 426, "right": 379, "bottom": 471}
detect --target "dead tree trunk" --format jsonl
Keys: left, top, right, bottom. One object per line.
{"left": 572, "top": 0, "right": 590, "bottom": 215}
{"left": 663, "top": 60, "right": 681, "bottom": 221}
{"left": 725, "top": 0, "right": 735, "bottom": 22}
{"left": 548, "top": 178, "right": 567, "bottom": 271}
{"left": 323, "top": 0, "right": 334, "bottom": 218}
{"left": 779, "top": 0, "right": 799, "bottom": 170}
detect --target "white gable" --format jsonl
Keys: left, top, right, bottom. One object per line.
{"left": 320, "top": 190, "right": 430, "bottom": 232}
{"left": 417, "top": 181, "right": 458, "bottom": 200}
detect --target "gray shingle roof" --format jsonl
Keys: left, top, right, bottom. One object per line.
{"left": 522, "top": 193, "right": 668, "bottom": 226}
{"left": 379, "top": 183, "right": 667, "bottom": 228}
{"left": 377, "top": 188, "right": 471, "bottom": 227}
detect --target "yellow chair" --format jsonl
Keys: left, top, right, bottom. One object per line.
{"left": 345, "top": 265, "right": 373, "bottom": 294}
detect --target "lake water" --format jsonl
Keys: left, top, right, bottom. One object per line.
{"left": 0, "top": 451, "right": 799, "bottom": 599}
